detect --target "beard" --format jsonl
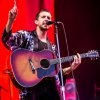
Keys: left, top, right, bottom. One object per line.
{"left": 39, "top": 25, "right": 49, "bottom": 31}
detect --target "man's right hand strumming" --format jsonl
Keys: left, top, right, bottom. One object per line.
{"left": 6, "top": 6, "right": 18, "bottom": 33}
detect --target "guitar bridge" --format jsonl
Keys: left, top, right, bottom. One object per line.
{"left": 28, "top": 59, "right": 35, "bottom": 73}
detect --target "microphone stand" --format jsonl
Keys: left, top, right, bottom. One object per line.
{"left": 54, "top": 25, "right": 66, "bottom": 100}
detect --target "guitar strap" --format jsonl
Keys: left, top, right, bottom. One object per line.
{"left": 31, "top": 30, "right": 39, "bottom": 51}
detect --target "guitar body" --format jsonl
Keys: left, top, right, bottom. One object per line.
{"left": 11, "top": 49, "right": 58, "bottom": 87}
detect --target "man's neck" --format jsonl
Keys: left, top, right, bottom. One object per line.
{"left": 36, "top": 27, "right": 47, "bottom": 43}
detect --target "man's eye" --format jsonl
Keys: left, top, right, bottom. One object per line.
{"left": 47, "top": 17, "right": 50, "bottom": 19}
{"left": 42, "top": 16, "right": 45, "bottom": 18}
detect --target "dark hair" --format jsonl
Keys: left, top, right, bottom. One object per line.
{"left": 35, "top": 9, "right": 51, "bottom": 20}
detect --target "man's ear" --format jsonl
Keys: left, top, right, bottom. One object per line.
{"left": 35, "top": 20, "right": 38, "bottom": 25}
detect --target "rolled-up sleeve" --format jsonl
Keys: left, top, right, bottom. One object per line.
{"left": 2, "top": 28, "right": 12, "bottom": 50}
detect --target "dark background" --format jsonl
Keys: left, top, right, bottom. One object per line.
{"left": 55, "top": 0, "right": 100, "bottom": 100}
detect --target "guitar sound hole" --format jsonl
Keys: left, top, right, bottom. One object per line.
{"left": 40, "top": 59, "right": 50, "bottom": 69}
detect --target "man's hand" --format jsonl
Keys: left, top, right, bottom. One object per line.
{"left": 71, "top": 53, "right": 81, "bottom": 70}
{"left": 6, "top": 6, "right": 18, "bottom": 33}
{"left": 8, "top": 6, "right": 18, "bottom": 21}
{"left": 63, "top": 53, "right": 81, "bottom": 75}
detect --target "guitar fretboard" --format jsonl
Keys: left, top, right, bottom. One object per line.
{"left": 50, "top": 52, "right": 98, "bottom": 65}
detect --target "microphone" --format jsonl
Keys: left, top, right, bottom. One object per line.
{"left": 46, "top": 21, "right": 61, "bottom": 25}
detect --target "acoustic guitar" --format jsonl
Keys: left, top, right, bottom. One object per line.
{"left": 10, "top": 48, "right": 99, "bottom": 87}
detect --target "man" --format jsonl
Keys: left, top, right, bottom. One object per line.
{"left": 2, "top": 6, "right": 81, "bottom": 100}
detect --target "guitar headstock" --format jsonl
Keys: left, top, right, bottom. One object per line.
{"left": 87, "top": 50, "right": 99, "bottom": 60}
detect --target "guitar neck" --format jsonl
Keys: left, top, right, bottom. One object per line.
{"left": 51, "top": 53, "right": 93, "bottom": 65}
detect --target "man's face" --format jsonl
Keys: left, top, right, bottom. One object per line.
{"left": 35, "top": 11, "right": 52, "bottom": 30}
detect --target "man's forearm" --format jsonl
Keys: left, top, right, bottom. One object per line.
{"left": 6, "top": 19, "right": 13, "bottom": 33}
{"left": 63, "top": 67, "right": 72, "bottom": 75}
